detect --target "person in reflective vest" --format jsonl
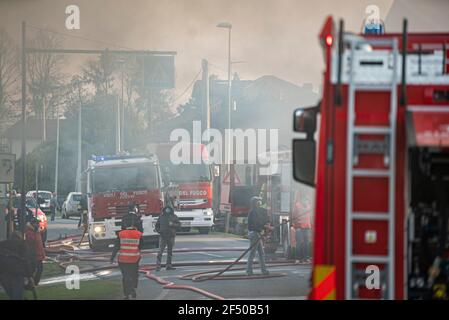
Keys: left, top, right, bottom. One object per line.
{"left": 111, "top": 226, "right": 143, "bottom": 299}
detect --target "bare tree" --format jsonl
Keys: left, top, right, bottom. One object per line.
{"left": 0, "top": 28, "right": 20, "bottom": 133}
{"left": 82, "top": 51, "right": 116, "bottom": 96}
{"left": 27, "top": 30, "right": 65, "bottom": 121}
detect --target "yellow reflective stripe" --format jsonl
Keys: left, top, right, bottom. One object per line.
{"left": 120, "top": 238, "right": 139, "bottom": 244}
{"left": 121, "top": 245, "right": 137, "bottom": 250}
{"left": 118, "top": 252, "right": 140, "bottom": 256}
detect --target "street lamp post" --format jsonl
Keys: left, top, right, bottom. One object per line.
{"left": 217, "top": 22, "right": 233, "bottom": 233}
{"left": 117, "top": 59, "right": 125, "bottom": 152}
{"left": 75, "top": 81, "right": 82, "bottom": 193}
{"left": 54, "top": 111, "right": 65, "bottom": 196}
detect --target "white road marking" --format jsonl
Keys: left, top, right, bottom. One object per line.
{"left": 198, "top": 252, "right": 224, "bottom": 258}
{"left": 155, "top": 289, "right": 170, "bottom": 300}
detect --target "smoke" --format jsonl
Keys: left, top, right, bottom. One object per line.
{"left": 0, "top": 0, "right": 398, "bottom": 104}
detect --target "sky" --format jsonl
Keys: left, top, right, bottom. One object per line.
{"left": 1, "top": 0, "right": 448, "bottom": 105}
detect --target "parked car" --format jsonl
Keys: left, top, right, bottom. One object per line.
{"left": 26, "top": 190, "right": 53, "bottom": 214}
{"left": 1, "top": 195, "right": 48, "bottom": 241}
{"left": 61, "top": 192, "right": 83, "bottom": 219}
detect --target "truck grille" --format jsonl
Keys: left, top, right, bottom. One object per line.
{"left": 115, "top": 205, "right": 129, "bottom": 215}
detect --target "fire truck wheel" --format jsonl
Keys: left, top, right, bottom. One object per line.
{"left": 199, "top": 227, "right": 211, "bottom": 235}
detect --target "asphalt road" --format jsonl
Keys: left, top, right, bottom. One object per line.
{"left": 46, "top": 216, "right": 83, "bottom": 240}
{"left": 45, "top": 218, "right": 312, "bottom": 300}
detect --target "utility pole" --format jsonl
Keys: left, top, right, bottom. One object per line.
{"left": 75, "top": 83, "right": 82, "bottom": 193}
{"left": 217, "top": 22, "right": 233, "bottom": 233}
{"left": 54, "top": 109, "right": 60, "bottom": 195}
{"left": 42, "top": 94, "right": 47, "bottom": 142}
{"left": 121, "top": 63, "right": 125, "bottom": 151}
{"left": 35, "top": 162, "right": 41, "bottom": 214}
{"left": 201, "top": 59, "right": 210, "bottom": 130}
{"left": 116, "top": 94, "right": 121, "bottom": 154}
{"left": 117, "top": 58, "right": 125, "bottom": 151}
{"left": 20, "top": 21, "right": 27, "bottom": 233}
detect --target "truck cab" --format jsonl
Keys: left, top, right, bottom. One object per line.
{"left": 86, "top": 154, "right": 163, "bottom": 250}
{"left": 150, "top": 143, "right": 214, "bottom": 234}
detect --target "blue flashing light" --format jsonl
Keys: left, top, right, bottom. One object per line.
{"left": 363, "top": 21, "right": 385, "bottom": 35}
{"left": 91, "top": 154, "right": 154, "bottom": 162}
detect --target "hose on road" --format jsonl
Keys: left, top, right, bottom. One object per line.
{"left": 43, "top": 221, "right": 302, "bottom": 300}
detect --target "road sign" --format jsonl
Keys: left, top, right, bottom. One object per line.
{"left": 222, "top": 170, "right": 241, "bottom": 185}
{"left": 143, "top": 55, "right": 175, "bottom": 89}
{"left": 0, "top": 153, "right": 15, "bottom": 183}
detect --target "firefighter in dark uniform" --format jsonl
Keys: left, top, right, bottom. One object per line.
{"left": 77, "top": 194, "right": 88, "bottom": 229}
{"left": 110, "top": 219, "right": 143, "bottom": 300}
{"left": 155, "top": 206, "right": 181, "bottom": 271}
{"left": 246, "top": 196, "right": 270, "bottom": 276}
{"left": 121, "top": 203, "right": 143, "bottom": 233}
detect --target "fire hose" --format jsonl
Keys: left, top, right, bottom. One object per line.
{"left": 42, "top": 219, "right": 300, "bottom": 300}
{"left": 186, "top": 219, "right": 291, "bottom": 282}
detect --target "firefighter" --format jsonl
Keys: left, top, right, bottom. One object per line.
{"left": 246, "top": 196, "right": 270, "bottom": 276}
{"left": 24, "top": 217, "right": 45, "bottom": 286}
{"left": 293, "top": 194, "right": 312, "bottom": 263}
{"left": 50, "top": 193, "right": 58, "bottom": 222}
{"left": 77, "top": 194, "right": 88, "bottom": 229}
{"left": 121, "top": 203, "right": 143, "bottom": 233}
{"left": 154, "top": 206, "right": 181, "bottom": 271}
{"left": 0, "top": 231, "right": 34, "bottom": 300}
{"left": 110, "top": 219, "right": 143, "bottom": 300}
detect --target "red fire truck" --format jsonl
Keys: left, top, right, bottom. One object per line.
{"left": 86, "top": 154, "right": 163, "bottom": 250}
{"left": 149, "top": 143, "right": 214, "bottom": 234}
{"left": 293, "top": 17, "right": 449, "bottom": 299}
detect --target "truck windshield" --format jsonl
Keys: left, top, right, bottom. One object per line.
{"left": 92, "top": 164, "right": 158, "bottom": 193}
{"left": 162, "top": 163, "right": 211, "bottom": 182}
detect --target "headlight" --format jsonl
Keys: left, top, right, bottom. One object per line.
{"left": 203, "top": 210, "right": 213, "bottom": 216}
{"left": 93, "top": 225, "right": 105, "bottom": 233}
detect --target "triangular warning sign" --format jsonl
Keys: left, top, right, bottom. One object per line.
{"left": 222, "top": 170, "right": 241, "bottom": 185}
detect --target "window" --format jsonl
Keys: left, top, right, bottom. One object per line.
{"left": 92, "top": 164, "right": 158, "bottom": 193}
{"left": 162, "top": 163, "right": 211, "bottom": 183}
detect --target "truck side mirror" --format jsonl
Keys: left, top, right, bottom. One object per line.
{"left": 294, "top": 106, "right": 318, "bottom": 137}
{"left": 293, "top": 139, "right": 316, "bottom": 186}
{"left": 213, "top": 165, "right": 220, "bottom": 177}
{"left": 293, "top": 105, "right": 319, "bottom": 186}
{"left": 162, "top": 167, "right": 170, "bottom": 188}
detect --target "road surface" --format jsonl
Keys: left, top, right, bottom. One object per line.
{"left": 45, "top": 217, "right": 311, "bottom": 300}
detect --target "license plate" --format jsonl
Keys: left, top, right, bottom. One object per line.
{"left": 181, "top": 221, "right": 191, "bottom": 227}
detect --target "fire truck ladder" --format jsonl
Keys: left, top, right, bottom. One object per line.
{"left": 345, "top": 37, "right": 399, "bottom": 300}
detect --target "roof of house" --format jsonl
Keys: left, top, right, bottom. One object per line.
{"left": 2, "top": 118, "right": 60, "bottom": 141}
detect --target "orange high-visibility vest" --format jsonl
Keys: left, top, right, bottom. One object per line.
{"left": 118, "top": 229, "right": 143, "bottom": 263}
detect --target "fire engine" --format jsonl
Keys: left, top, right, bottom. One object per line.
{"left": 293, "top": 17, "right": 449, "bottom": 299}
{"left": 85, "top": 154, "right": 163, "bottom": 250}
{"left": 149, "top": 143, "right": 214, "bottom": 234}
